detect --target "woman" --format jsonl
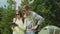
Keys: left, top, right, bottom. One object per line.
{"left": 11, "top": 10, "right": 26, "bottom": 34}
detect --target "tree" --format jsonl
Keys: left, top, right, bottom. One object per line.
{"left": 21, "top": 0, "right": 60, "bottom": 34}
{"left": 0, "top": 0, "right": 16, "bottom": 34}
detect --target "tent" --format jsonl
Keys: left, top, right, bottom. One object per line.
{"left": 38, "top": 25, "right": 60, "bottom": 34}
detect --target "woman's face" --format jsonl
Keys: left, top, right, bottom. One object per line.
{"left": 16, "top": 11, "right": 20, "bottom": 18}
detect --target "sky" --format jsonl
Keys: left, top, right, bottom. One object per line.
{"left": 0, "top": 0, "right": 21, "bottom": 9}
{"left": 0, "top": 0, "right": 8, "bottom": 7}
{"left": 14, "top": 0, "right": 22, "bottom": 10}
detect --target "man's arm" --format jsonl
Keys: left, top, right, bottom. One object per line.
{"left": 32, "top": 12, "right": 44, "bottom": 29}
{"left": 36, "top": 14, "right": 44, "bottom": 26}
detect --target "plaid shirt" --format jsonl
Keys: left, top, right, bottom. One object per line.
{"left": 24, "top": 11, "right": 44, "bottom": 29}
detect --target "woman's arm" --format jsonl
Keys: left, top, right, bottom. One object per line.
{"left": 11, "top": 18, "right": 18, "bottom": 30}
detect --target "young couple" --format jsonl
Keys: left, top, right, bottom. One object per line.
{"left": 11, "top": 5, "right": 44, "bottom": 34}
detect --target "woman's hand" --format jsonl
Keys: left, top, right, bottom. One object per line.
{"left": 11, "top": 23, "right": 18, "bottom": 28}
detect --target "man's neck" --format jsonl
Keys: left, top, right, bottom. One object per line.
{"left": 26, "top": 11, "right": 31, "bottom": 16}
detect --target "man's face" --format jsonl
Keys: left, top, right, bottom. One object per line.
{"left": 23, "top": 6, "right": 26, "bottom": 12}
{"left": 22, "top": 5, "right": 28, "bottom": 14}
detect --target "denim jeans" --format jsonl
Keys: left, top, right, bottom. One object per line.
{"left": 25, "top": 29, "right": 35, "bottom": 34}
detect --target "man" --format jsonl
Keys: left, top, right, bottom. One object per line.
{"left": 23, "top": 5, "right": 44, "bottom": 34}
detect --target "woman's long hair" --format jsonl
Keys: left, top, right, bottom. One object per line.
{"left": 16, "top": 10, "right": 23, "bottom": 18}
{"left": 15, "top": 10, "right": 24, "bottom": 23}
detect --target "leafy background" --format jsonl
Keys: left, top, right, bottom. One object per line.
{"left": 0, "top": 0, "right": 60, "bottom": 34}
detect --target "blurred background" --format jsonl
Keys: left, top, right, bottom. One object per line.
{"left": 0, "top": 0, "right": 60, "bottom": 34}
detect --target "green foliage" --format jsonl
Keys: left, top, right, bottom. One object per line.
{"left": 0, "top": 0, "right": 16, "bottom": 34}
{"left": 21, "top": 0, "right": 29, "bottom": 6}
{"left": 21, "top": 0, "right": 60, "bottom": 33}
{"left": 22, "top": 0, "right": 60, "bottom": 27}
{"left": 0, "top": 0, "right": 60, "bottom": 34}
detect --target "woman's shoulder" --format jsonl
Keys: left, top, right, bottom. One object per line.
{"left": 13, "top": 17, "right": 23, "bottom": 21}
{"left": 13, "top": 18, "right": 17, "bottom": 21}
{"left": 13, "top": 18, "right": 16, "bottom": 20}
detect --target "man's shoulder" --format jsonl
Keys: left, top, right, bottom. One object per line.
{"left": 30, "top": 11, "right": 37, "bottom": 15}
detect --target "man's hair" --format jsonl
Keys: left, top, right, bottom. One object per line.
{"left": 23, "top": 5, "right": 29, "bottom": 9}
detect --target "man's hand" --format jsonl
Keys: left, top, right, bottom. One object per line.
{"left": 31, "top": 26, "right": 38, "bottom": 30}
